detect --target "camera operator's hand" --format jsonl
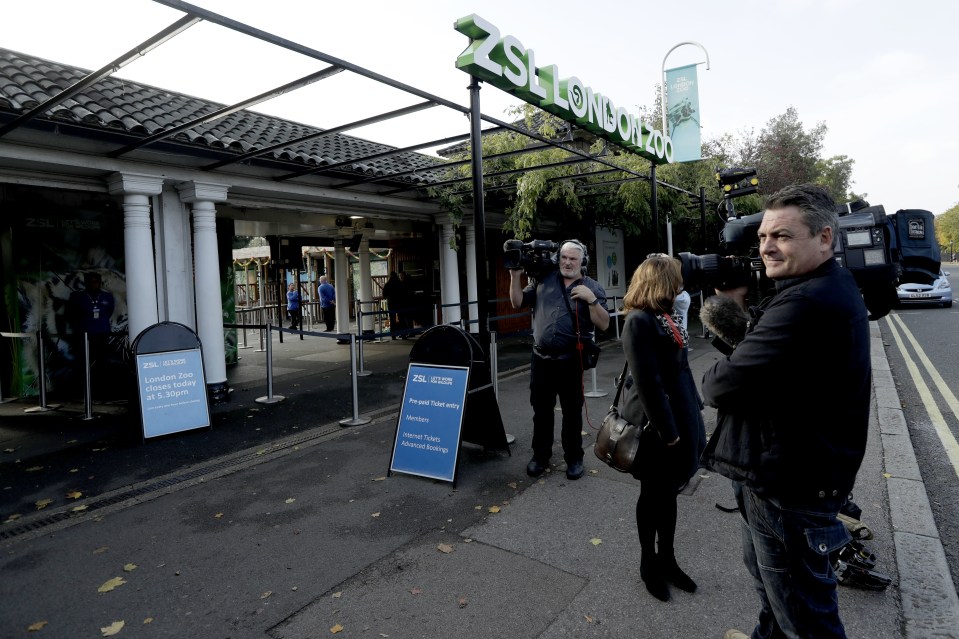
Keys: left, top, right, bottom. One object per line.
{"left": 713, "top": 284, "right": 749, "bottom": 311}
{"left": 569, "top": 284, "right": 596, "bottom": 305}
{"left": 508, "top": 267, "right": 526, "bottom": 310}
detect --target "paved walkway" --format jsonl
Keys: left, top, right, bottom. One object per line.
{"left": 1, "top": 318, "right": 957, "bottom": 637}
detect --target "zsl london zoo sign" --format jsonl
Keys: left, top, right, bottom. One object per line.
{"left": 455, "top": 14, "right": 674, "bottom": 165}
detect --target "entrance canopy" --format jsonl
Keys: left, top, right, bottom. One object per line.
{"left": 0, "top": 0, "right": 675, "bottom": 244}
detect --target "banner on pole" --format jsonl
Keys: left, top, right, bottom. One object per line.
{"left": 665, "top": 64, "right": 702, "bottom": 162}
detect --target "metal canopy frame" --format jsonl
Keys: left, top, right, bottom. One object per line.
{"left": 0, "top": 0, "right": 705, "bottom": 353}
{"left": 0, "top": 0, "right": 672, "bottom": 201}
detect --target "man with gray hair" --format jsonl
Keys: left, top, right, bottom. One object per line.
{"left": 509, "top": 239, "right": 609, "bottom": 481}
{"left": 700, "top": 184, "right": 870, "bottom": 639}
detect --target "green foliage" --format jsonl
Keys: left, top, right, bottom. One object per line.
{"left": 755, "top": 107, "right": 826, "bottom": 195}
{"left": 935, "top": 204, "right": 959, "bottom": 257}
{"left": 426, "top": 96, "right": 866, "bottom": 251}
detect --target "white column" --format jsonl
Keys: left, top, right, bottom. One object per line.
{"left": 107, "top": 172, "right": 163, "bottom": 341}
{"left": 437, "top": 217, "right": 462, "bottom": 326}
{"left": 334, "top": 236, "right": 350, "bottom": 334}
{"left": 177, "top": 181, "right": 230, "bottom": 399}
{"left": 462, "top": 223, "right": 479, "bottom": 333}
{"left": 357, "top": 237, "right": 373, "bottom": 333}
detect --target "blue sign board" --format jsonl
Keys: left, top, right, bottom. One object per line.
{"left": 136, "top": 348, "right": 211, "bottom": 438}
{"left": 390, "top": 363, "right": 470, "bottom": 483}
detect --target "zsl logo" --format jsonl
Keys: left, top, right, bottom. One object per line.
{"left": 411, "top": 374, "right": 427, "bottom": 383}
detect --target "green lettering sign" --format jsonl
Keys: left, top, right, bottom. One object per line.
{"left": 454, "top": 14, "right": 673, "bottom": 164}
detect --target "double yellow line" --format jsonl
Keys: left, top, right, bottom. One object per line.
{"left": 884, "top": 313, "right": 959, "bottom": 478}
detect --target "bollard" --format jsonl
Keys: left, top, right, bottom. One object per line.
{"left": 339, "top": 333, "right": 371, "bottom": 427}
{"left": 24, "top": 331, "right": 61, "bottom": 413}
{"left": 355, "top": 301, "right": 371, "bottom": 376}
{"left": 81, "top": 332, "right": 95, "bottom": 420}
{"left": 255, "top": 324, "right": 286, "bottom": 404}
{"left": 490, "top": 330, "right": 499, "bottom": 398}
{"left": 584, "top": 366, "right": 609, "bottom": 398}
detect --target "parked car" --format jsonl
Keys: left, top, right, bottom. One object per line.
{"left": 896, "top": 269, "right": 952, "bottom": 308}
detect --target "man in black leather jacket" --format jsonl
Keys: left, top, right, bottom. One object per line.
{"left": 701, "top": 184, "right": 870, "bottom": 639}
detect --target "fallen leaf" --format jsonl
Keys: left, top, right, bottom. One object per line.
{"left": 330, "top": 623, "right": 344, "bottom": 634}
{"left": 507, "top": 481, "right": 518, "bottom": 489}
{"left": 214, "top": 513, "right": 224, "bottom": 519}
{"left": 463, "top": 538, "right": 473, "bottom": 543}
{"left": 35, "top": 499, "right": 53, "bottom": 510}
{"left": 410, "top": 587, "right": 422, "bottom": 595}
{"left": 473, "top": 505, "right": 482, "bottom": 510}
{"left": 590, "top": 538, "right": 602, "bottom": 546}
{"left": 260, "top": 591, "right": 272, "bottom": 599}
{"left": 25, "top": 466, "right": 44, "bottom": 472}
{"left": 332, "top": 591, "right": 342, "bottom": 598}
{"left": 883, "top": 472, "right": 892, "bottom": 478}
{"left": 3, "top": 448, "right": 14, "bottom": 453}
{"left": 72, "top": 505, "right": 88, "bottom": 512}
{"left": 66, "top": 490, "right": 82, "bottom": 500}
{"left": 436, "top": 543, "right": 454, "bottom": 554}
{"left": 285, "top": 498, "right": 295, "bottom": 504}
{"left": 98, "top": 577, "right": 126, "bottom": 593}
{"left": 93, "top": 547, "right": 108, "bottom": 554}
{"left": 371, "top": 512, "right": 380, "bottom": 518}
{"left": 457, "top": 596, "right": 468, "bottom": 608}
{"left": 291, "top": 586, "right": 298, "bottom": 591}
{"left": 488, "top": 505, "right": 501, "bottom": 514}
{"left": 91, "top": 448, "right": 106, "bottom": 452}
{"left": 4, "top": 514, "right": 21, "bottom": 523}
{"left": 589, "top": 469, "right": 599, "bottom": 475}
{"left": 123, "top": 563, "right": 137, "bottom": 572}
{"left": 372, "top": 476, "right": 386, "bottom": 482}
{"left": 100, "top": 620, "right": 124, "bottom": 636}
{"left": 143, "top": 618, "right": 153, "bottom": 624}
{"left": 70, "top": 468, "right": 79, "bottom": 473}
{"left": 584, "top": 614, "right": 595, "bottom": 623}
{"left": 27, "top": 621, "right": 48, "bottom": 631}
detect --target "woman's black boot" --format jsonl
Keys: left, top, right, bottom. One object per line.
{"left": 660, "top": 554, "right": 697, "bottom": 593}
{"left": 640, "top": 553, "right": 670, "bottom": 601}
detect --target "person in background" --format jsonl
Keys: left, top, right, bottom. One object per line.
{"left": 68, "top": 271, "right": 116, "bottom": 394}
{"left": 509, "top": 239, "right": 609, "bottom": 480}
{"left": 620, "top": 254, "right": 706, "bottom": 602}
{"left": 700, "top": 184, "right": 871, "bottom": 639}
{"left": 673, "top": 287, "right": 691, "bottom": 333}
{"left": 398, "top": 271, "right": 416, "bottom": 337}
{"left": 318, "top": 275, "right": 336, "bottom": 332}
{"left": 382, "top": 271, "right": 404, "bottom": 339}
{"left": 286, "top": 282, "right": 302, "bottom": 330}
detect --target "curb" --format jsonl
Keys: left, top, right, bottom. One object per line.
{"left": 872, "top": 322, "right": 959, "bottom": 637}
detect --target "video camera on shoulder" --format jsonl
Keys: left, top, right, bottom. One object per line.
{"left": 676, "top": 168, "right": 936, "bottom": 321}
{"left": 503, "top": 239, "right": 560, "bottom": 281}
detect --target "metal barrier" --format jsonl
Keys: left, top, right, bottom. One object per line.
{"left": 1, "top": 331, "right": 62, "bottom": 412}
{"left": 238, "top": 321, "right": 372, "bottom": 426}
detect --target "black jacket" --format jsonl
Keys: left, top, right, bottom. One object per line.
{"left": 622, "top": 309, "right": 706, "bottom": 488}
{"left": 700, "top": 259, "right": 871, "bottom": 509}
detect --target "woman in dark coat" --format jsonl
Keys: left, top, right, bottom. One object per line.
{"left": 621, "top": 254, "right": 706, "bottom": 602}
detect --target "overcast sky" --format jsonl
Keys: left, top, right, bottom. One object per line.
{"left": 3, "top": 0, "right": 957, "bottom": 215}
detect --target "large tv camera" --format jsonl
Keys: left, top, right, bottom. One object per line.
{"left": 678, "top": 193, "right": 930, "bottom": 320}
{"left": 503, "top": 239, "right": 561, "bottom": 281}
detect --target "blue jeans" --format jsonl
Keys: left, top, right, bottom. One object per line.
{"left": 734, "top": 482, "right": 851, "bottom": 639}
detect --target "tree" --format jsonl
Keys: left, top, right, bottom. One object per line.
{"left": 814, "top": 154, "right": 860, "bottom": 203}
{"left": 935, "top": 204, "right": 959, "bottom": 260}
{"left": 755, "top": 107, "right": 826, "bottom": 194}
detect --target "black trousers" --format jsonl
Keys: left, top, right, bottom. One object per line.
{"left": 529, "top": 352, "right": 583, "bottom": 464}
{"left": 322, "top": 306, "right": 335, "bottom": 331}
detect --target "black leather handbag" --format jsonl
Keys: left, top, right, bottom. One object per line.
{"left": 594, "top": 362, "right": 645, "bottom": 472}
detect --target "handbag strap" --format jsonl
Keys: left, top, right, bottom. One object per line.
{"left": 611, "top": 361, "right": 630, "bottom": 406}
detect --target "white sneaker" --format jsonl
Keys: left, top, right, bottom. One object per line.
{"left": 723, "top": 631, "right": 749, "bottom": 639}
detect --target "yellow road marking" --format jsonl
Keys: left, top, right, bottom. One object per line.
{"left": 885, "top": 314, "right": 959, "bottom": 478}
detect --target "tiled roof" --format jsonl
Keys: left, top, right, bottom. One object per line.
{"left": 0, "top": 48, "right": 446, "bottom": 185}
